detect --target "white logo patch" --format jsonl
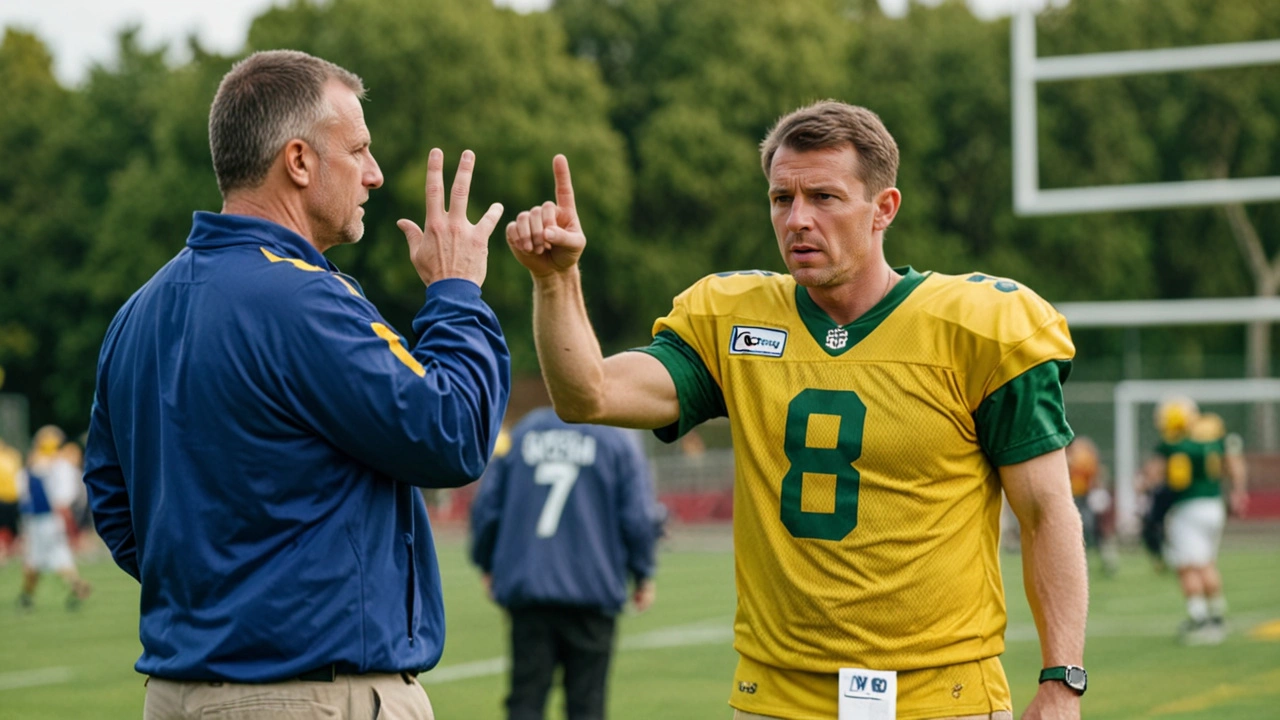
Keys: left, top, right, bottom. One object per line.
{"left": 825, "top": 327, "right": 849, "bottom": 350}
{"left": 729, "top": 326, "right": 788, "bottom": 357}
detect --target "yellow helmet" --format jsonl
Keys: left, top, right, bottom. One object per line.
{"left": 1154, "top": 397, "right": 1199, "bottom": 442}
{"left": 31, "top": 425, "right": 66, "bottom": 458}
{"left": 1189, "top": 412, "right": 1226, "bottom": 442}
{"left": 1066, "top": 436, "right": 1100, "bottom": 476}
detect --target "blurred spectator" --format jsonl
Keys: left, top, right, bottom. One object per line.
{"left": 1065, "top": 437, "right": 1118, "bottom": 576}
{"left": 471, "top": 407, "right": 662, "bottom": 720}
{"left": 0, "top": 438, "right": 21, "bottom": 563}
{"left": 17, "top": 425, "right": 92, "bottom": 609}
{"left": 679, "top": 428, "right": 706, "bottom": 461}
{"left": 1141, "top": 398, "right": 1248, "bottom": 645}
{"left": 56, "top": 439, "right": 89, "bottom": 551}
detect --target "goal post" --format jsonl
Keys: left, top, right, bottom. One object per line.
{"left": 1055, "top": 298, "right": 1280, "bottom": 536}
{"left": 1011, "top": 5, "right": 1280, "bottom": 216}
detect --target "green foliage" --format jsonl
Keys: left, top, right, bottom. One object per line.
{"left": 246, "top": 0, "right": 631, "bottom": 374}
{"left": 1, "top": 0, "right": 1278, "bottom": 431}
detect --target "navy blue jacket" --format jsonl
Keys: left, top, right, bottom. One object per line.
{"left": 470, "top": 408, "right": 658, "bottom": 614}
{"left": 83, "top": 212, "right": 510, "bottom": 682}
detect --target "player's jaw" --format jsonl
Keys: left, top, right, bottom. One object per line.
{"left": 781, "top": 234, "right": 840, "bottom": 286}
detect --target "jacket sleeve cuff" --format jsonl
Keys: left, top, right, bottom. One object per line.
{"left": 425, "top": 278, "right": 482, "bottom": 301}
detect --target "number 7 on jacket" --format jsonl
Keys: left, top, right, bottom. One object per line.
{"left": 534, "top": 462, "right": 581, "bottom": 538}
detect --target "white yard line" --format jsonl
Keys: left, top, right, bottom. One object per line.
{"left": 6, "top": 610, "right": 1277, "bottom": 691}
{"left": 0, "top": 667, "right": 74, "bottom": 692}
{"left": 422, "top": 617, "right": 734, "bottom": 685}
{"left": 422, "top": 657, "right": 509, "bottom": 683}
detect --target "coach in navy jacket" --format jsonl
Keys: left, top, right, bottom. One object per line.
{"left": 83, "top": 51, "right": 508, "bottom": 714}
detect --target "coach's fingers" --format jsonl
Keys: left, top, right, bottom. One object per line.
{"left": 475, "top": 202, "right": 504, "bottom": 240}
{"left": 396, "top": 218, "right": 423, "bottom": 246}
{"left": 424, "top": 148, "right": 445, "bottom": 221}
{"left": 448, "top": 149, "right": 475, "bottom": 218}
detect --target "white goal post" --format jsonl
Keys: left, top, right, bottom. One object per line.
{"left": 1011, "top": 5, "right": 1280, "bottom": 216}
{"left": 1054, "top": 298, "right": 1280, "bottom": 535}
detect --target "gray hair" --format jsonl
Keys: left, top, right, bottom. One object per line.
{"left": 209, "top": 50, "right": 365, "bottom": 196}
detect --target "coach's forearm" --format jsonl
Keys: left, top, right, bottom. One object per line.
{"left": 532, "top": 266, "right": 608, "bottom": 422}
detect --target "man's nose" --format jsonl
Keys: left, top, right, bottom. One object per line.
{"left": 786, "top": 198, "right": 812, "bottom": 233}
{"left": 365, "top": 153, "right": 384, "bottom": 189}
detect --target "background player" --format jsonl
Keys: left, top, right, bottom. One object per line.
{"left": 1065, "top": 437, "right": 1118, "bottom": 576}
{"left": 1142, "top": 397, "right": 1248, "bottom": 645}
{"left": 471, "top": 407, "right": 660, "bottom": 720}
{"left": 504, "top": 101, "right": 1087, "bottom": 720}
{"left": 16, "top": 425, "right": 92, "bottom": 609}
{"left": 0, "top": 437, "right": 21, "bottom": 564}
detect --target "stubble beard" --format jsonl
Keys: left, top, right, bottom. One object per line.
{"left": 340, "top": 215, "right": 365, "bottom": 245}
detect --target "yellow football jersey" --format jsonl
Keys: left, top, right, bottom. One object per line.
{"left": 640, "top": 267, "right": 1074, "bottom": 719}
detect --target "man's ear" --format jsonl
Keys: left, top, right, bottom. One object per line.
{"left": 872, "top": 187, "right": 902, "bottom": 232}
{"left": 283, "top": 139, "right": 313, "bottom": 189}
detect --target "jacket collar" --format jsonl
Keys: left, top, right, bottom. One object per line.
{"left": 186, "top": 211, "right": 337, "bottom": 272}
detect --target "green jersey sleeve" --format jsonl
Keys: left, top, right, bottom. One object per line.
{"left": 631, "top": 330, "right": 727, "bottom": 443}
{"left": 975, "top": 359, "right": 1074, "bottom": 466}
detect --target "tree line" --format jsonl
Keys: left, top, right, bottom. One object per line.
{"left": 1, "top": 0, "right": 1277, "bottom": 435}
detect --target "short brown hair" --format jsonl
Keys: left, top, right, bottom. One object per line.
{"left": 759, "top": 100, "right": 899, "bottom": 197}
{"left": 209, "top": 50, "right": 365, "bottom": 196}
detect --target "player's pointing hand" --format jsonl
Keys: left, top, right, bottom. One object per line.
{"left": 506, "top": 154, "right": 587, "bottom": 278}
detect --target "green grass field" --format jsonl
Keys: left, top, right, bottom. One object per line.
{"left": 2, "top": 527, "right": 1279, "bottom": 720}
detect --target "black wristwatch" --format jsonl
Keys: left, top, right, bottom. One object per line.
{"left": 1039, "top": 665, "right": 1087, "bottom": 695}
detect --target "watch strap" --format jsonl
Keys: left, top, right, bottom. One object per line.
{"left": 1039, "top": 667, "right": 1069, "bottom": 683}
{"left": 1039, "top": 665, "right": 1087, "bottom": 695}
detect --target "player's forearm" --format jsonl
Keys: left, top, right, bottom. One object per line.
{"left": 532, "top": 267, "right": 609, "bottom": 422}
{"left": 1021, "top": 498, "right": 1088, "bottom": 667}
{"left": 1225, "top": 435, "right": 1247, "bottom": 492}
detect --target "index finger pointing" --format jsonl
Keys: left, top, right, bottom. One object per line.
{"left": 553, "top": 154, "right": 576, "bottom": 214}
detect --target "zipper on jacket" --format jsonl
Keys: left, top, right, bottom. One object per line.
{"left": 404, "top": 533, "right": 416, "bottom": 643}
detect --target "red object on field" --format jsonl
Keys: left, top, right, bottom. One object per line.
{"left": 428, "top": 487, "right": 736, "bottom": 525}
{"left": 658, "top": 490, "right": 734, "bottom": 522}
{"left": 1243, "top": 490, "right": 1280, "bottom": 519}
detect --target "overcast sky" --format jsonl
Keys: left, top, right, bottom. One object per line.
{"left": 1, "top": 0, "right": 1052, "bottom": 86}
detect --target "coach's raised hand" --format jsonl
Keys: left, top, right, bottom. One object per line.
{"left": 506, "top": 154, "right": 587, "bottom": 277}
{"left": 397, "top": 148, "right": 504, "bottom": 288}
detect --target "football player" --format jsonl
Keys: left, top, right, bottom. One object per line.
{"left": 506, "top": 101, "right": 1087, "bottom": 720}
{"left": 1142, "top": 398, "right": 1248, "bottom": 645}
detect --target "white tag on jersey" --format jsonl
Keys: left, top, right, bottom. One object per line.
{"left": 729, "top": 325, "right": 788, "bottom": 357}
{"left": 837, "top": 667, "right": 896, "bottom": 720}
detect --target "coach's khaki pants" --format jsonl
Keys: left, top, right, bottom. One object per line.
{"left": 737, "top": 707, "right": 1013, "bottom": 712}
{"left": 144, "top": 673, "right": 433, "bottom": 720}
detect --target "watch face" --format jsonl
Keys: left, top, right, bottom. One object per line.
{"left": 1065, "top": 666, "right": 1088, "bottom": 690}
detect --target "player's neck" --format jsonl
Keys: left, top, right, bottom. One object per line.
{"left": 806, "top": 263, "right": 899, "bottom": 326}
